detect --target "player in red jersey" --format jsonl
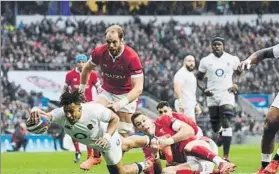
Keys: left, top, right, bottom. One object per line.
{"left": 131, "top": 110, "right": 237, "bottom": 174}
{"left": 64, "top": 54, "right": 102, "bottom": 169}
{"left": 79, "top": 25, "right": 143, "bottom": 137}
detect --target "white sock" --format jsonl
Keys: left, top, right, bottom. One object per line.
{"left": 262, "top": 153, "right": 272, "bottom": 162}
{"left": 222, "top": 127, "right": 233, "bottom": 137}
{"left": 213, "top": 156, "right": 225, "bottom": 166}
{"left": 277, "top": 148, "right": 279, "bottom": 156}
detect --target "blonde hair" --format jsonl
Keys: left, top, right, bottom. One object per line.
{"left": 105, "top": 25, "right": 124, "bottom": 40}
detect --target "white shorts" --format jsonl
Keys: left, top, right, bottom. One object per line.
{"left": 101, "top": 132, "right": 123, "bottom": 166}
{"left": 271, "top": 93, "right": 279, "bottom": 109}
{"left": 186, "top": 139, "right": 218, "bottom": 172}
{"left": 174, "top": 100, "right": 196, "bottom": 118}
{"left": 98, "top": 89, "right": 137, "bottom": 113}
{"left": 207, "top": 91, "right": 235, "bottom": 107}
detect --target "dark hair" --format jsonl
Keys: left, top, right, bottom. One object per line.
{"left": 60, "top": 87, "right": 86, "bottom": 106}
{"left": 156, "top": 101, "right": 170, "bottom": 110}
{"left": 131, "top": 111, "right": 146, "bottom": 127}
{"left": 211, "top": 35, "right": 225, "bottom": 45}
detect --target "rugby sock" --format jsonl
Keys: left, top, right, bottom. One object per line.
{"left": 222, "top": 128, "right": 232, "bottom": 158}
{"left": 135, "top": 162, "right": 148, "bottom": 174}
{"left": 261, "top": 153, "right": 272, "bottom": 168}
{"left": 94, "top": 149, "right": 101, "bottom": 158}
{"left": 72, "top": 140, "right": 80, "bottom": 152}
{"left": 176, "top": 169, "right": 200, "bottom": 174}
{"left": 190, "top": 146, "right": 219, "bottom": 165}
{"left": 86, "top": 146, "right": 93, "bottom": 159}
{"left": 273, "top": 148, "right": 279, "bottom": 161}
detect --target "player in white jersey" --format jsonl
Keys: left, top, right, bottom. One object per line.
{"left": 174, "top": 55, "right": 202, "bottom": 123}
{"left": 239, "top": 44, "right": 279, "bottom": 174}
{"left": 197, "top": 36, "right": 240, "bottom": 161}
{"left": 27, "top": 89, "right": 158, "bottom": 174}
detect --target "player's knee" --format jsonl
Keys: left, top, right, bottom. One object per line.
{"left": 119, "top": 122, "right": 134, "bottom": 135}
{"left": 221, "top": 116, "right": 231, "bottom": 128}
{"left": 210, "top": 119, "right": 221, "bottom": 133}
{"left": 220, "top": 107, "right": 234, "bottom": 128}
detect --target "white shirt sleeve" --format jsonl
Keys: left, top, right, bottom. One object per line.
{"left": 171, "top": 119, "right": 182, "bottom": 132}
{"left": 273, "top": 44, "right": 279, "bottom": 59}
{"left": 49, "top": 107, "right": 65, "bottom": 124}
{"left": 198, "top": 58, "right": 207, "bottom": 73}
{"left": 173, "top": 71, "right": 184, "bottom": 84}
{"left": 94, "top": 103, "right": 112, "bottom": 123}
{"left": 233, "top": 56, "right": 241, "bottom": 70}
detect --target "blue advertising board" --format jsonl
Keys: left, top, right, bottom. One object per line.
{"left": 240, "top": 94, "right": 269, "bottom": 108}
{"left": 1, "top": 134, "right": 64, "bottom": 152}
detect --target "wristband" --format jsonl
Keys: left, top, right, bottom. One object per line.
{"left": 164, "top": 138, "right": 175, "bottom": 145}
{"left": 103, "top": 133, "right": 111, "bottom": 141}
{"left": 117, "top": 97, "right": 129, "bottom": 109}
{"left": 79, "top": 84, "right": 86, "bottom": 92}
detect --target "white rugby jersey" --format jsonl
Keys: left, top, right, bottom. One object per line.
{"left": 273, "top": 44, "right": 279, "bottom": 58}
{"left": 174, "top": 67, "right": 197, "bottom": 105}
{"left": 198, "top": 52, "right": 240, "bottom": 93}
{"left": 50, "top": 103, "right": 113, "bottom": 151}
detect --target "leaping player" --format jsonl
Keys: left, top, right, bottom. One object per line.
{"left": 239, "top": 44, "right": 279, "bottom": 174}
{"left": 26, "top": 89, "right": 158, "bottom": 174}
{"left": 64, "top": 54, "right": 102, "bottom": 167}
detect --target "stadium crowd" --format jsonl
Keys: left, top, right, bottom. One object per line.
{"left": 2, "top": 16, "right": 277, "bottom": 136}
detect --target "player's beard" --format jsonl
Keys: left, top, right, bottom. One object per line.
{"left": 186, "top": 65, "right": 195, "bottom": 72}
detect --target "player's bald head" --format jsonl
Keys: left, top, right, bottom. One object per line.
{"left": 184, "top": 55, "right": 196, "bottom": 71}
{"left": 184, "top": 55, "right": 195, "bottom": 62}
{"left": 105, "top": 25, "right": 124, "bottom": 40}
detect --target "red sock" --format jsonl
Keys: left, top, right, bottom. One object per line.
{"left": 87, "top": 146, "right": 93, "bottom": 159}
{"left": 94, "top": 149, "right": 101, "bottom": 158}
{"left": 72, "top": 139, "right": 80, "bottom": 152}
{"left": 190, "top": 145, "right": 216, "bottom": 162}
{"left": 176, "top": 169, "right": 200, "bottom": 174}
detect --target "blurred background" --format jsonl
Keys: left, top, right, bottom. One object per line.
{"left": 1, "top": 1, "right": 279, "bottom": 152}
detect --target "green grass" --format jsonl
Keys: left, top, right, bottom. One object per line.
{"left": 2, "top": 145, "right": 279, "bottom": 174}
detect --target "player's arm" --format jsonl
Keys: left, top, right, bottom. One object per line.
{"left": 240, "top": 44, "right": 279, "bottom": 70}
{"left": 117, "top": 56, "right": 143, "bottom": 109}
{"left": 158, "top": 116, "right": 195, "bottom": 147}
{"left": 27, "top": 107, "right": 64, "bottom": 125}
{"left": 80, "top": 50, "right": 98, "bottom": 92}
{"left": 173, "top": 74, "right": 183, "bottom": 101}
{"left": 196, "top": 71, "right": 206, "bottom": 91}
{"left": 98, "top": 105, "right": 120, "bottom": 139}
{"left": 63, "top": 73, "right": 71, "bottom": 91}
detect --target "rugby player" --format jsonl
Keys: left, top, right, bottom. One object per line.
{"left": 239, "top": 44, "right": 279, "bottom": 174}
{"left": 79, "top": 25, "right": 143, "bottom": 138}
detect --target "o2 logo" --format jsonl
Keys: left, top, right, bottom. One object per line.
{"left": 215, "top": 69, "right": 224, "bottom": 77}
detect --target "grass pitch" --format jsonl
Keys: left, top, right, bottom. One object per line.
{"left": 2, "top": 144, "right": 279, "bottom": 174}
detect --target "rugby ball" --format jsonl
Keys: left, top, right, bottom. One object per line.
{"left": 26, "top": 116, "right": 50, "bottom": 134}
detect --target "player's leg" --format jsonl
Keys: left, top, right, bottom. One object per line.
{"left": 113, "top": 93, "right": 137, "bottom": 137}
{"left": 72, "top": 139, "right": 82, "bottom": 163}
{"left": 261, "top": 94, "right": 279, "bottom": 174}
{"left": 208, "top": 106, "right": 222, "bottom": 144}
{"left": 219, "top": 104, "right": 234, "bottom": 160}
{"left": 162, "top": 163, "right": 191, "bottom": 174}
{"left": 184, "top": 139, "right": 236, "bottom": 173}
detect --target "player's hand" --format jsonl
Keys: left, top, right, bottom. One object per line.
{"left": 178, "top": 100, "right": 184, "bottom": 113}
{"left": 158, "top": 137, "right": 171, "bottom": 150}
{"left": 107, "top": 102, "right": 120, "bottom": 112}
{"left": 204, "top": 89, "right": 214, "bottom": 97}
{"left": 195, "top": 104, "right": 202, "bottom": 115}
{"left": 228, "top": 84, "right": 239, "bottom": 94}
{"left": 238, "top": 59, "right": 252, "bottom": 71}
{"left": 93, "top": 138, "right": 110, "bottom": 149}
{"left": 27, "top": 107, "right": 42, "bottom": 125}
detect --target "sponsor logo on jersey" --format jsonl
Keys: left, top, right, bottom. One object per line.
{"left": 104, "top": 72, "right": 126, "bottom": 79}
{"left": 73, "top": 133, "right": 88, "bottom": 139}
{"left": 215, "top": 69, "right": 224, "bottom": 77}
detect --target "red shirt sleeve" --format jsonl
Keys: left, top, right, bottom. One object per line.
{"left": 89, "top": 71, "right": 98, "bottom": 85}
{"left": 156, "top": 115, "right": 176, "bottom": 129}
{"left": 65, "top": 72, "right": 71, "bottom": 86}
{"left": 129, "top": 54, "right": 143, "bottom": 76}
{"left": 90, "top": 49, "right": 101, "bottom": 65}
